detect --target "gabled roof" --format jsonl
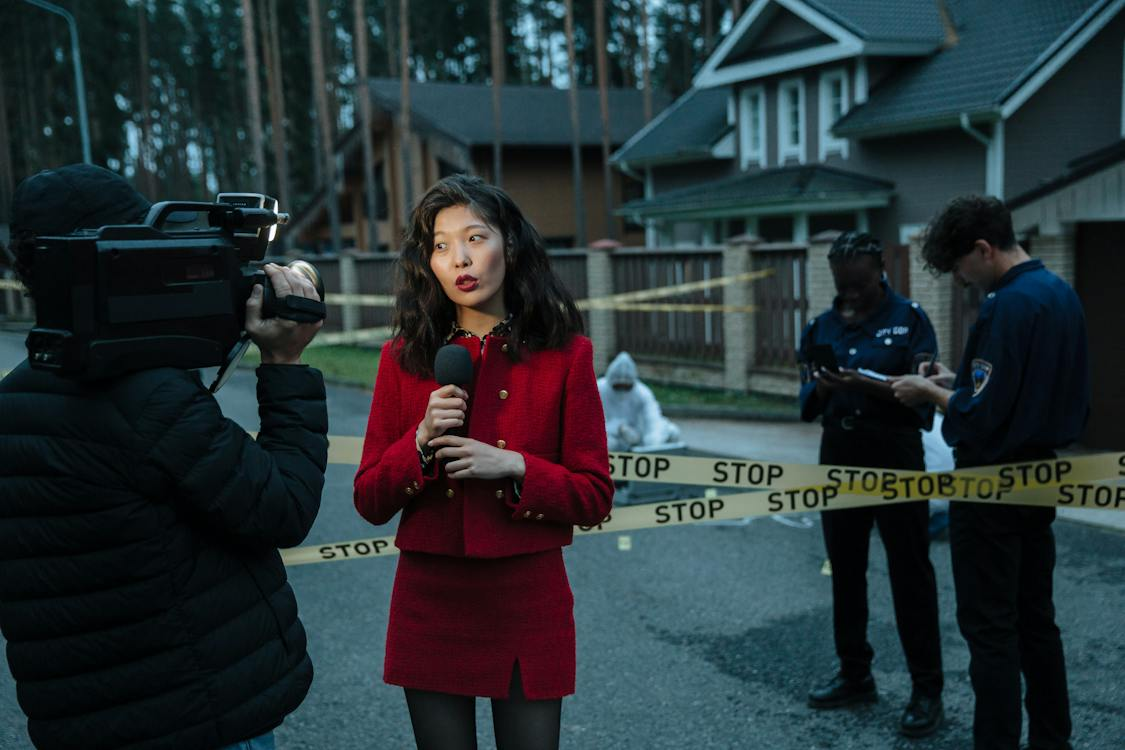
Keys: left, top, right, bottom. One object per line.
{"left": 367, "top": 78, "right": 664, "bottom": 148}
{"left": 617, "top": 164, "right": 893, "bottom": 219}
{"left": 695, "top": 0, "right": 944, "bottom": 88}
{"left": 610, "top": 87, "right": 732, "bottom": 167}
{"left": 834, "top": 0, "right": 1109, "bottom": 136}
{"left": 1008, "top": 138, "right": 1125, "bottom": 209}
{"left": 802, "top": 0, "right": 945, "bottom": 43}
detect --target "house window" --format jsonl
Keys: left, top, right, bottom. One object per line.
{"left": 819, "top": 69, "right": 850, "bottom": 160}
{"left": 739, "top": 85, "right": 767, "bottom": 170}
{"left": 777, "top": 78, "right": 806, "bottom": 164}
{"left": 758, "top": 215, "right": 794, "bottom": 242}
{"left": 374, "top": 162, "right": 389, "bottom": 220}
{"left": 809, "top": 212, "right": 856, "bottom": 236}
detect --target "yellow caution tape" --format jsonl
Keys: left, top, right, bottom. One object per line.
{"left": 284, "top": 441, "right": 1124, "bottom": 566}
{"left": 316, "top": 269, "right": 775, "bottom": 311}
{"left": 577, "top": 269, "right": 774, "bottom": 308}
{"left": 595, "top": 302, "right": 758, "bottom": 313}
{"left": 324, "top": 292, "right": 395, "bottom": 306}
{"left": 327, "top": 440, "right": 1125, "bottom": 504}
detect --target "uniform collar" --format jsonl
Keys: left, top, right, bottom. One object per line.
{"left": 990, "top": 258, "right": 1043, "bottom": 293}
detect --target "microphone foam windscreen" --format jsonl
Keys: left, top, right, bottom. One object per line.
{"left": 434, "top": 344, "right": 473, "bottom": 386}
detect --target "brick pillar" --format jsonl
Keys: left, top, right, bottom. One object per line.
{"left": 907, "top": 234, "right": 955, "bottom": 362}
{"left": 339, "top": 252, "right": 360, "bottom": 333}
{"left": 585, "top": 243, "right": 617, "bottom": 376}
{"left": 1030, "top": 227, "right": 1076, "bottom": 287}
{"left": 722, "top": 234, "right": 761, "bottom": 391}
{"left": 806, "top": 230, "right": 840, "bottom": 318}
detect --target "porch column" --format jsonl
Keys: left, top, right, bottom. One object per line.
{"left": 906, "top": 230, "right": 954, "bottom": 363}
{"left": 585, "top": 241, "right": 617, "bottom": 375}
{"left": 722, "top": 234, "right": 761, "bottom": 391}
{"left": 339, "top": 252, "right": 360, "bottom": 333}
{"left": 806, "top": 230, "right": 839, "bottom": 318}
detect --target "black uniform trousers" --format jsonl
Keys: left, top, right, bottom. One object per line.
{"left": 819, "top": 426, "right": 943, "bottom": 698}
{"left": 950, "top": 493, "right": 1072, "bottom": 750}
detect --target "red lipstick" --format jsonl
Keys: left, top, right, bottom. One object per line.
{"left": 455, "top": 274, "right": 479, "bottom": 292}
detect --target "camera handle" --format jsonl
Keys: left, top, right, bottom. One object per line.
{"left": 271, "top": 295, "right": 326, "bottom": 324}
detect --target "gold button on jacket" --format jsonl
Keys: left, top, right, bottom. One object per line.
{"left": 498, "top": 389, "right": 509, "bottom": 400}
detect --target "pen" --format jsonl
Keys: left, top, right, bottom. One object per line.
{"left": 925, "top": 351, "right": 939, "bottom": 377}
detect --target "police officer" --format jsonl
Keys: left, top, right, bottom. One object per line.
{"left": 798, "top": 231, "right": 944, "bottom": 738}
{"left": 893, "top": 196, "right": 1088, "bottom": 750}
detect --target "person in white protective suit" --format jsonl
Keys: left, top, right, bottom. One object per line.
{"left": 598, "top": 351, "right": 682, "bottom": 451}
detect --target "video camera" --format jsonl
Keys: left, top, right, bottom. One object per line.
{"left": 26, "top": 193, "right": 326, "bottom": 390}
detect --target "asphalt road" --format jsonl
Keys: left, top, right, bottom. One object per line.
{"left": 1, "top": 331, "right": 1123, "bottom": 749}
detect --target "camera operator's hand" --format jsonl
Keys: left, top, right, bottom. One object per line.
{"left": 246, "top": 263, "right": 323, "bottom": 365}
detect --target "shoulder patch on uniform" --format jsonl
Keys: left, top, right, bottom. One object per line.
{"left": 971, "top": 358, "right": 993, "bottom": 397}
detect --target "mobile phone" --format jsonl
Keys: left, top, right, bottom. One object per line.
{"left": 809, "top": 344, "right": 840, "bottom": 373}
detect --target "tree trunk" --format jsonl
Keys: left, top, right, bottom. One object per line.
{"left": 18, "top": 13, "right": 38, "bottom": 176}
{"left": 0, "top": 72, "right": 13, "bottom": 224}
{"left": 399, "top": 0, "right": 413, "bottom": 218}
{"left": 137, "top": 2, "right": 155, "bottom": 196}
{"left": 564, "top": 0, "right": 585, "bottom": 247}
{"left": 640, "top": 0, "right": 652, "bottom": 123}
{"left": 704, "top": 0, "right": 714, "bottom": 54}
{"left": 265, "top": 0, "right": 291, "bottom": 214}
{"left": 240, "top": 0, "right": 267, "bottom": 193}
{"left": 490, "top": 0, "right": 503, "bottom": 187}
{"left": 309, "top": 0, "right": 342, "bottom": 252}
{"left": 385, "top": 0, "right": 397, "bottom": 78}
{"left": 354, "top": 0, "right": 379, "bottom": 251}
{"left": 594, "top": 0, "right": 614, "bottom": 240}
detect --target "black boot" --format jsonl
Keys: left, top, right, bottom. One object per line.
{"left": 900, "top": 692, "right": 943, "bottom": 737}
{"left": 807, "top": 672, "right": 877, "bottom": 708}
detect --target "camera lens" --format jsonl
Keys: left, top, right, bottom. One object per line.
{"left": 286, "top": 260, "right": 324, "bottom": 301}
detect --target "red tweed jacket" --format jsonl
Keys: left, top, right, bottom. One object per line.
{"left": 354, "top": 334, "right": 613, "bottom": 558}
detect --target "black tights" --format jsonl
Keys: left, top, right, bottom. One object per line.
{"left": 404, "top": 662, "right": 561, "bottom": 750}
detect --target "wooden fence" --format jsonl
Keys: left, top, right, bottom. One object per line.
{"left": 0, "top": 242, "right": 817, "bottom": 393}
{"left": 612, "top": 247, "right": 725, "bottom": 366}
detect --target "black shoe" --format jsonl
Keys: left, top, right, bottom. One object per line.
{"left": 900, "top": 693, "right": 943, "bottom": 738}
{"left": 807, "top": 673, "right": 877, "bottom": 708}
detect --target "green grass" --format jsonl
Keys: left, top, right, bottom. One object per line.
{"left": 240, "top": 344, "right": 380, "bottom": 388}
{"left": 241, "top": 344, "right": 798, "bottom": 414}
{"left": 648, "top": 382, "right": 797, "bottom": 416}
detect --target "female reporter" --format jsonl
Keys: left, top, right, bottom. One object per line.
{"left": 353, "top": 175, "right": 613, "bottom": 750}
{"left": 797, "top": 231, "right": 945, "bottom": 739}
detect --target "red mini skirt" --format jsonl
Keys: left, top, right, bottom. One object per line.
{"left": 383, "top": 548, "right": 576, "bottom": 700}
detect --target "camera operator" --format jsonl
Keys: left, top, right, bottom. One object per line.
{"left": 0, "top": 164, "right": 328, "bottom": 750}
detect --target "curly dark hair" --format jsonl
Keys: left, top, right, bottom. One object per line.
{"left": 827, "top": 230, "right": 883, "bottom": 266}
{"left": 921, "top": 195, "right": 1016, "bottom": 274}
{"left": 393, "top": 174, "right": 584, "bottom": 377}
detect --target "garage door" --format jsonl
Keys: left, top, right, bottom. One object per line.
{"left": 1075, "top": 222, "right": 1125, "bottom": 449}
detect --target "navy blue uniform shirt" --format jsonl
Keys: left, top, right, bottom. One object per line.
{"left": 798, "top": 281, "right": 937, "bottom": 430}
{"left": 943, "top": 259, "right": 1090, "bottom": 466}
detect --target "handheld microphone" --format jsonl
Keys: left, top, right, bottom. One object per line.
{"left": 434, "top": 344, "right": 473, "bottom": 441}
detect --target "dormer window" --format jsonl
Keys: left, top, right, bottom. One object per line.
{"left": 819, "top": 69, "right": 850, "bottom": 159}
{"left": 778, "top": 78, "right": 806, "bottom": 164}
{"left": 740, "top": 85, "right": 767, "bottom": 169}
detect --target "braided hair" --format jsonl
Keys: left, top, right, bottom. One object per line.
{"left": 827, "top": 230, "right": 883, "bottom": 267}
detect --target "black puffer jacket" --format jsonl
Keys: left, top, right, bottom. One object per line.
{"left": 0, "top": 362, "right": 328, "bottom": 749}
